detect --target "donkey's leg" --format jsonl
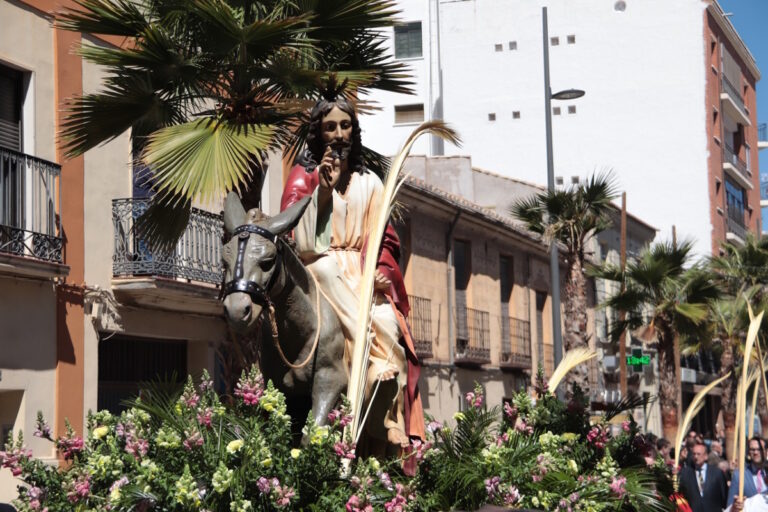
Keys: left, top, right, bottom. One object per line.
{"left": 309, "top": 361, "right": 347, "bottom": 429}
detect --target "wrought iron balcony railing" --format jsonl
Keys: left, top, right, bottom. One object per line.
{"left": 0, "top": 148, "right": 62, "bottom": 263}
{"left": 722, "top": 75, "right": 746, "bottom": 114}
{"left": 723, "top": 143, "right": 750, "bottom": 177}
{"left": 455, "top": 306, "right": 491, "bottom": 364}
{"left": 500, "top": 316, "right": 532, "bottom": 369}
{"left": 112, "top": 198, "right": 223, "bottom": 285}
{"left": 408, "top": 295, "right": 433, "bottom": 360}
{"left": 726, "top": 210, "right": 747, "bottom": 241}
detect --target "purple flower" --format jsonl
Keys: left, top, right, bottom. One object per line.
{"left": 484, "top": 476, "right": 501, "bottom": 499}
{"left": 334, "top": 441, "right": 356, "bottom": 460}
{"left": 426, "top": 420, "right": 443, "bottom": 434}
{"left": 257, "top": 477, "right": 272, "bottom": 494}
{"left": 33, "top": 415, "right": 52, "bottom": 439}
{"left": 67, "top": 475, "right": 91, "bottom": 503}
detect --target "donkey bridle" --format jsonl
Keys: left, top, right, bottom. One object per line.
{"left": 222, "top": 224, "right": 281, "bottom": 306}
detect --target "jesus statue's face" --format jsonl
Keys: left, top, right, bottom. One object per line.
{"left": 321, "top": 106, "right": 353, "bottom": 145}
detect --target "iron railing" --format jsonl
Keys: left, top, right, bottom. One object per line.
{"left": 0, "top": 148, "right": 62, "bottom": 263}
{"left": 455, "top": 306, "right": 490, "bottom": 363}
{"left": 500, "top": 316, "right": 531, "bottom": 368}
{"left": 408, "top": 295, "right": 433, "bottom": 360}
{"left": 112, "top": 198, "right": 223, "bottom": 285}
{"left": 722, "top": 75, "right": 746, "bottom": 114}
{"left": 723, "top": 143, "right": 750, "bottom": 177}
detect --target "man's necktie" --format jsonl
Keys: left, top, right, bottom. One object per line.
{"left": 758, "top": 470, "right": 764, "bottom": 493}
{"left": 697, "top": 469, "right": 704, "bottom": 496}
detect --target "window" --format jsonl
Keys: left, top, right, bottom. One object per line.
{"left": 0, "top": 64, "right": 23, "bottom": 151}
{"left": 488, "top": 113, "right": 496, "bottom": 121}
{"left": 454, "top": 240, "right": 471, "bottom": 344}
{"left": 555, "top": 176, "right": 564, "bottom": 186}
{"left": 394, "top": 22, "right": 422, "bottom": 59}
{"left": 509, "top": 41, "right": 517, "bottom": 50}
{"left": 568, "top": 105, "right": 577, "bottom": 114}
{"left": 571, "top": 176, "right": 580, "bottom": 185}
{"left": 567, "top": 35, "right": 576, "bottom": 44}
{"left": 746, "top": 144, "right": 751, "bottom": 172}
{"left": 394, "top": 104, "right": 424, "bottom": 124}
{"left": 494, "top": 43, "right": 503, "bottom": 52}
{"left": 512, "top": 111, "right": 520, "bottom": 119}
{"left": 725, "top": 178, "right": 746, "bottom": 224}
{"left": 614, "top": 1, "right": 627, "bottom": 12}
{"left": 550, "top": 37, "right": 559, "bottom": 46}
{"left": 553, "top": 107, "right": 561, "bottom": 115}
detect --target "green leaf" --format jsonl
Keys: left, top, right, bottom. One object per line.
{"left": 143, "top": 118, "right": 277, "bottom": 203}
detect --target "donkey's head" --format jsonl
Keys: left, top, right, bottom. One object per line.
{"left": 221, "top": 193, "right": 310, "bottom": 333}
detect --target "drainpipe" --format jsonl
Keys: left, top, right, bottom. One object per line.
{"left": 446, "top": 211, "right": 461, "bottom": 365}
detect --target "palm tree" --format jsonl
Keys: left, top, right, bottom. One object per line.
{"left": 57, "top": 0, "right": 412, "bottom": 244}
{"left": 510, "top": 172, "right": 619, "bottom": 392}
{"left": 703, "top": 235, "right": 768, "bottom": 457}
{"left": 590, "top": 240, "right": 719, "bottom": 442}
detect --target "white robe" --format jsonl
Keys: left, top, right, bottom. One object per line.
{"left": 293, "top": 169, "right": 408, "bottom": 439}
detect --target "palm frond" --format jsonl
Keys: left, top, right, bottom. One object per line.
{"left": 548, "top": 347, "right": 597, "bottom": 394}
{"left": 56, "top": 0, "right": 148, "bottom": 36}
{"left": 737, "top": 310, "right": 764, "bottom": 498}
{"left": 604, "top": 393, "right": 655, "bottom": 422}
{"left": 143, "top": 118, "right": 277, "bottom": 204}
{"left": 132, "top": 199, "right": 192, "bottom": 255}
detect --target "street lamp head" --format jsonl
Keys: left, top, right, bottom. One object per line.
{"left": 551, "top": 88, "right": 585, "bottom": 100}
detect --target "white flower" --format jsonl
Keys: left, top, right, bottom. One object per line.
{"left": 290, "top": 448, "right": 301, "bottom": 459}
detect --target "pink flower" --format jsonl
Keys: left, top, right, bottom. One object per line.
{"left": 610, "top": 476, "right": 627, "bottom": 497}
{"left": 125, "top": 434, "right": 149, "bottom": 459}
{"left": 33, "top": 416, "right": 52, "bottom": 439}
{"left": 346, "top": 494, "right": 374, "bottom": 512}
{"left": 235, "top": 369, "right": 265, "bottom": 406}
{"left": 57, "top": 435, "right": 84, "bottom": 459}
{"left": 621, "top": 420, "right": 631, "bottom": 432}
{"left": 384, "top": 494, "right": 408, "bottom": 512}
{"left": 587, "top": 426, "right": 608, "bottom": 449}
{"left": 515, "top": 420, "right": 533, "bottom": 435}
{"left": 378, "top": 471, "right": 394, "bottom": 491}
{"left": 503, "top": 402, "right": 518, "bottom": 421}
{"left": 274, "top": 484, "right": 295, "bottom": 508}
{"left": 182, "top": 430, "right": 203, "bottom": 450}
{"left": 197, "top": 408, "right": 213, "bottom": 428}
{"left": 485, "top": 476, "right": 501, "bottom": 499}
{"left": 426, "top": 420, "right": 443, "bottom": 434}
{"left": 67, "top": 475, "right": 91, "bottom": 503}
{"left": 334, "top": 441, "right": 356, "bottom": 460}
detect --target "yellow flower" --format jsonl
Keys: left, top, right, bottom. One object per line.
{"left": 562, "top": 432, "right": 579, "bottom": 442}
{"left": 369, "top": 457, "right": 380, "bottom": 471}
{"left": 310, "top": 426, "right": 329, "bottom": 445}
{"left": 226, "top": 439, "right": 244, "bottom": 454}
{"left": 290, "top": 448, "right": 301, "bottom": 459}
{"left": 453, "top": 412, "right": 466, "bottom": 422}
{"left": 92, "top": 426, "right": 109, "bottom": 439}
{"left": 261, "top": 457, "right": 272, "bottom": 467}
{"left": 568, "top": 459, "right": 579, "bottom": 473}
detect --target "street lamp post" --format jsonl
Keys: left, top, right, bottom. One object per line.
{"left": 542, "top": 6, "right": 584, "bottom": 372}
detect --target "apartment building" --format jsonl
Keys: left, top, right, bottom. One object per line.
{"left": 361, "top": 0, "right": 760, "bottom": 257}
{"left": 0, "top": 0, "right": 227, "bottom": 501}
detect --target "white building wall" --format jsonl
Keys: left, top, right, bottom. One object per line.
{"left": 363, "top": 0, "right": 712, "bottom": 256}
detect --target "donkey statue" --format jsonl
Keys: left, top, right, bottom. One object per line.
{"left": 221, "top": 192, "right": 347, "bottom": 430}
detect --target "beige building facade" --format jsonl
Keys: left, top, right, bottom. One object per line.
{"left": 0, "top": 0, "right": 229, "bottom": 502}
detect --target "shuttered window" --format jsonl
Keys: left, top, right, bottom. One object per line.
{"left": 0, "top": 65, "right": 22, "bottom": 151}
{"left": 394, "top": 104, "right": 424, "bottom": 124}
{"left": 394, "top": 22, "right": 422, "bottom": 59}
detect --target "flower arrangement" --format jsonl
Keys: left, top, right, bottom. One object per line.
{"left": 1, "top": 366, "right": 672, "bottom": 511}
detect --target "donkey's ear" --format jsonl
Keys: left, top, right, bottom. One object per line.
{"left": 263, "top": 195, "right": 311, "bottom": 236}
{"left": 223, "top": 192, "right": 247, "bottom": 234}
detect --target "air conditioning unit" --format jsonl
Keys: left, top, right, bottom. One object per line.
{"left": 603, "top": 355, "right": 618, "bottom": 371}
{"left": 681, "top": 368, "right": 697, "bottom": 384}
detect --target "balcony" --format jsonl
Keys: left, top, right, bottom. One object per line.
{"left": 722, "top": 144, "right": 753, "bottom": 190}
{"left": 720, "top": 76, "right": 751, "bottom": 126}
{"left": 455, "top": 306, "right": 491, "bottom": 365}
{"left": 408, "top": 295, "right": 433, "bottom": 360}
{"left": 500, "top": 316, "right": 532, "bottom": 370}
{"left": 111, "top": 198, "right": 224, "bottom": 315}
{"left": 725, "top": 207, "right": 747, "bottom": 245}
{"left": 0, "top": 148, "right": 68, "bottom": 279}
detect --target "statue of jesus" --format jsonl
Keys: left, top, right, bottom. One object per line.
{"left": 281, "top": 94, "right": 425, "bottom": 456}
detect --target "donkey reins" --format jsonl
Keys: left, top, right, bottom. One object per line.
{"left": 222, "top": 224, "right": 281, "bottom": 306}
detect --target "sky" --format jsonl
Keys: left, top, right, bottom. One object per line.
{"left": 718, "top": 0, "right": 768, "bottom": 171}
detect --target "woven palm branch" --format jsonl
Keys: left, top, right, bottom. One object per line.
{"left": 347, "top": 121, "right": 461, "bottom": 444}
{"left": 547, "top": 347, "right": 597, "bottom": 395}
{"left": 738, "top": 309, "right": 764, "bottom": 499}
{"left": 673, "top": 371, "right": 731, "bottom": 491}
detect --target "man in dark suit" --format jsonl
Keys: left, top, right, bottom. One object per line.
{"left": 679, "top": 441, "right": 728, "bottom": 512}
{"left": 728, "top": 437, "right": 768, "bottom": 508}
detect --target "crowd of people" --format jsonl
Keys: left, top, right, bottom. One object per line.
{"left": 652, "top": 429, "right": 768, "bottom": 512}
